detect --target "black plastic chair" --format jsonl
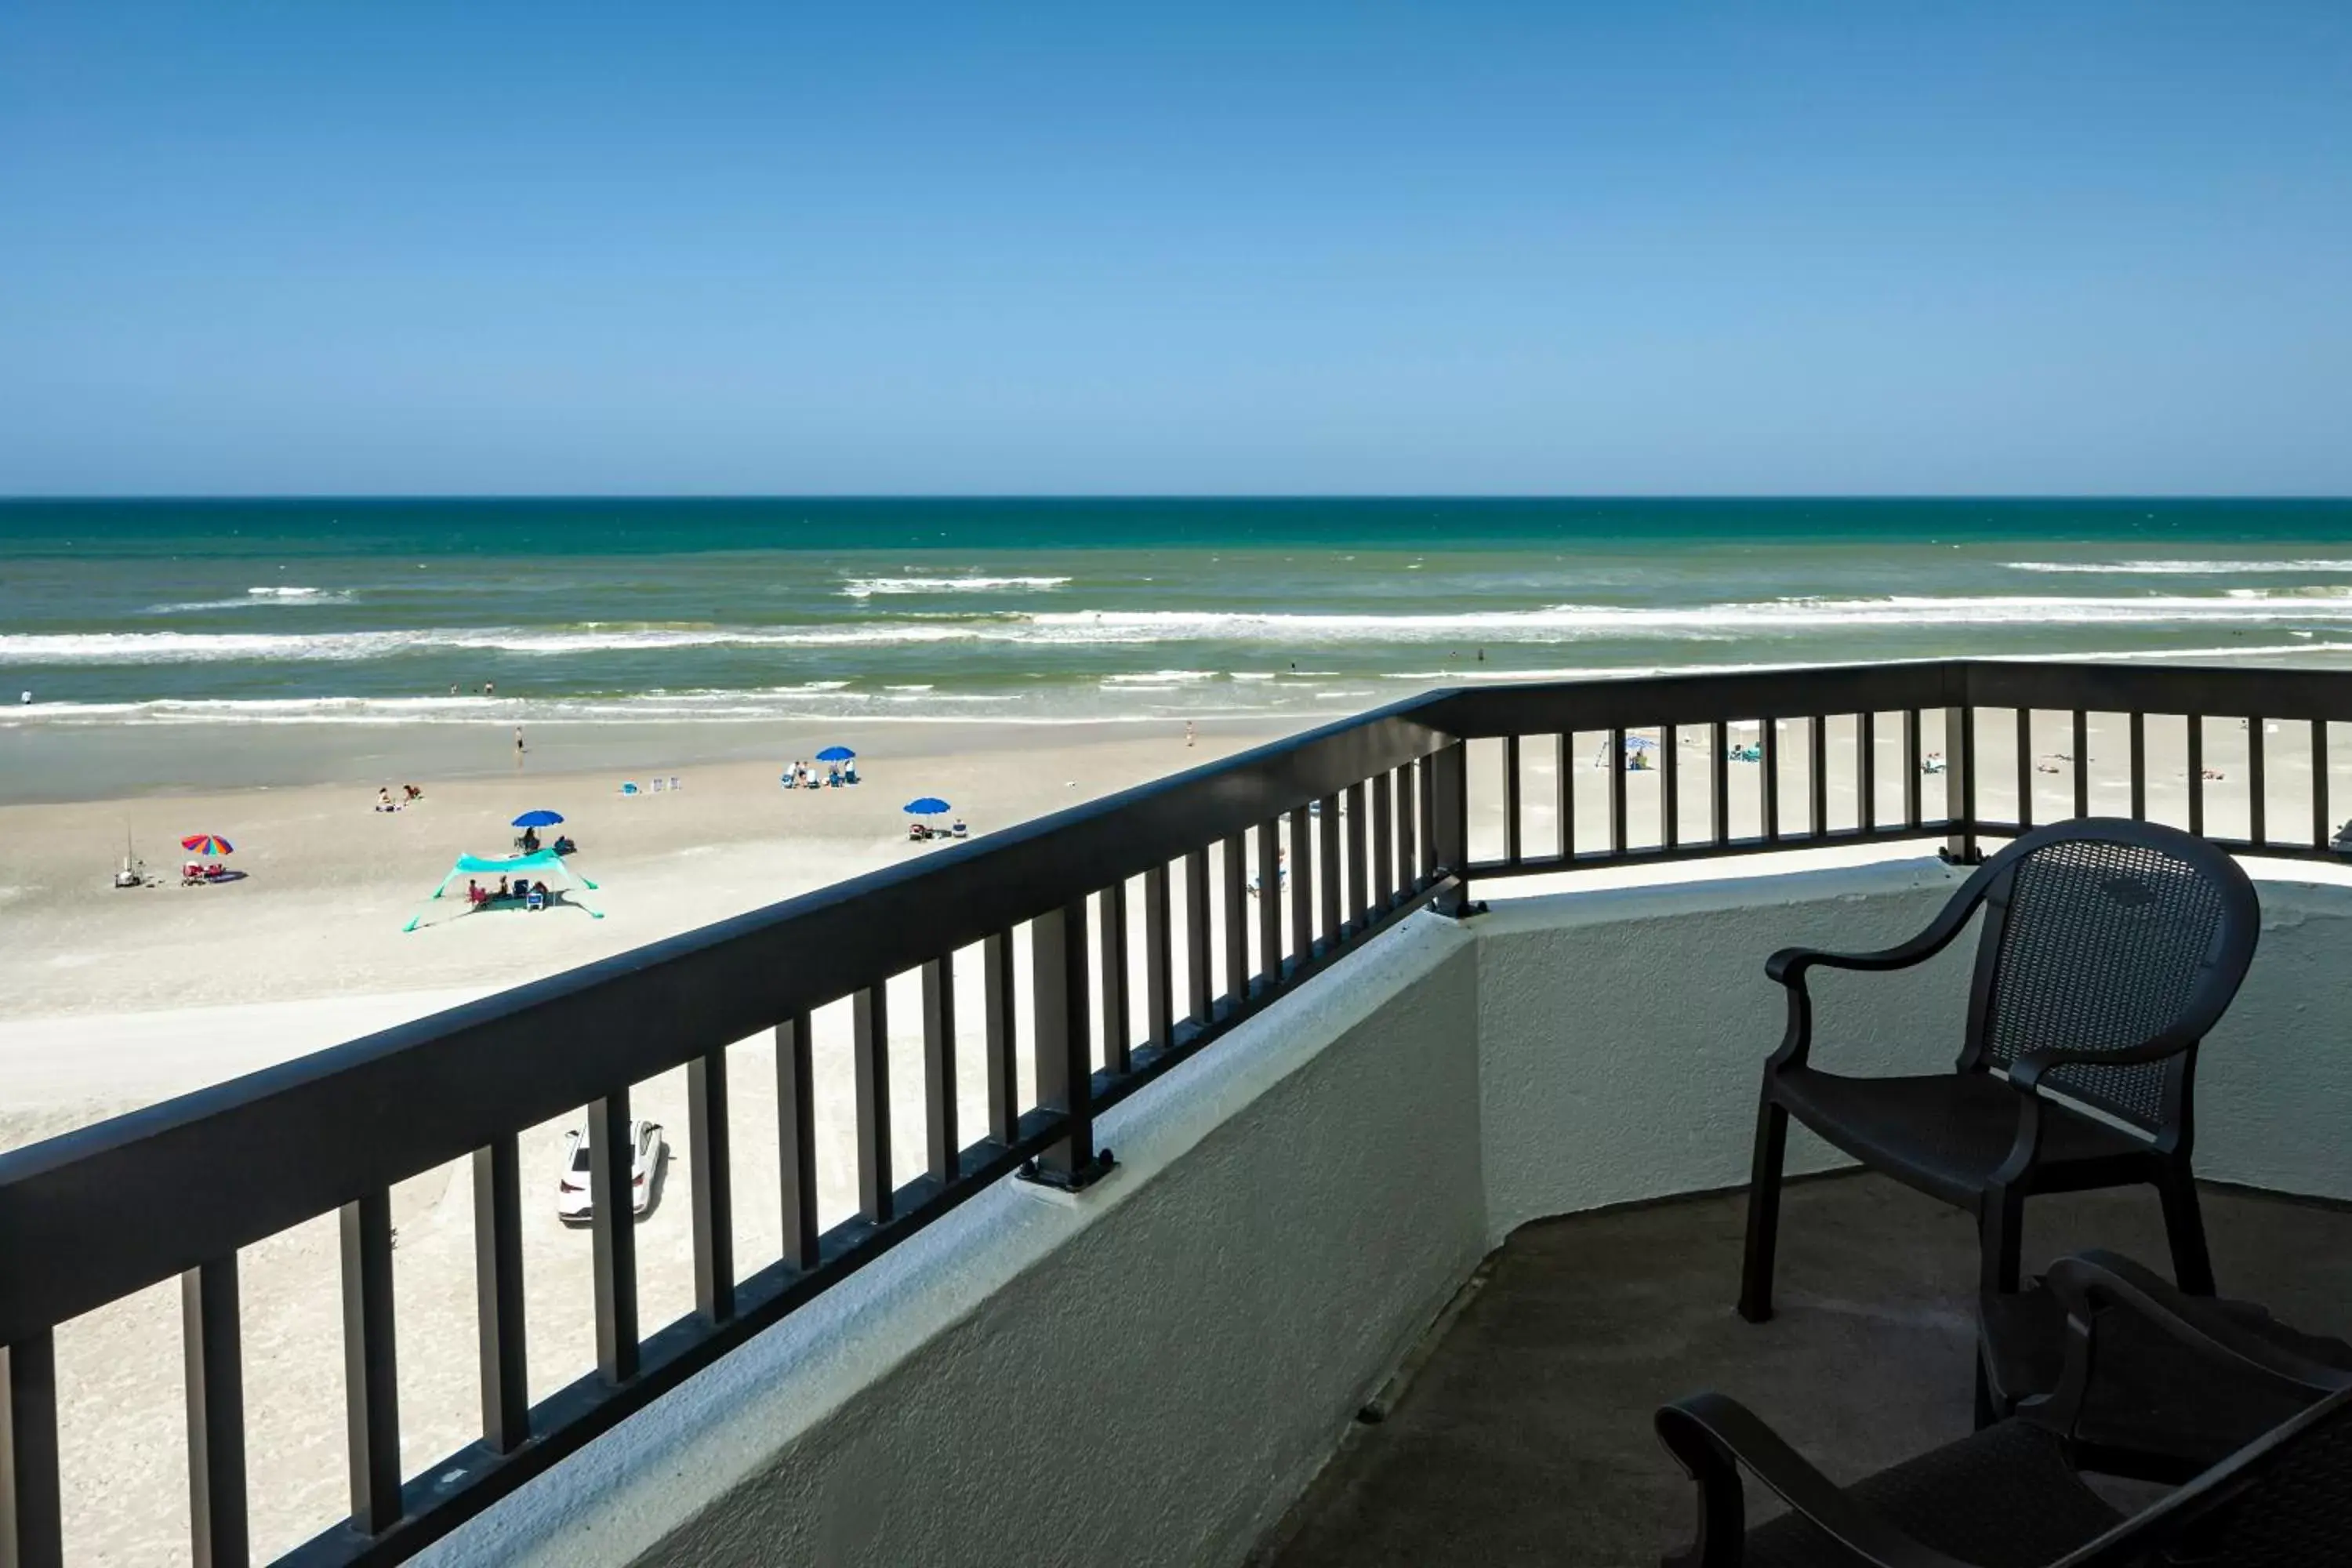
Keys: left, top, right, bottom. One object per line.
{"left": 1738, "top": 818, "right": 2259, "bottom": 1324}
{"left": 1658, "top": 1253, "right": 2352, "bottom": 1567}
{"left": 1979, "top": 1248, "right": 2352, "bottom": 1482}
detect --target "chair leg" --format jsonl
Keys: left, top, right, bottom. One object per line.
{"left": 2158, "top": 1169, "right": 2216, "bottom": 1297}
{"left": 1973, "top": 1356, "right": 1999, "bottom": 1431}
{"left": 1737, "top": 1094, "right": 1788, "bottom": 1323}
{"left": 1979, "top": 1186, "right": 2024, "bottom": 1298}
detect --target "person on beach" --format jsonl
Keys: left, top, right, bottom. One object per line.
{"left": 1185, "top": 720, "right": 1196, "bottom": 748}
{"left": 514, "top": 728, "right": 525, "bottom": 768}
{"left": 485, "top": 681, "right": 495, "bottom": 697}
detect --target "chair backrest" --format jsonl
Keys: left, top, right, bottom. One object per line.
{"left": 2114, "top": 1384, "right": 2352, "bottom": 1565}
{"left": 1959, "top": 819, "right": 2259, "bottom": 1138}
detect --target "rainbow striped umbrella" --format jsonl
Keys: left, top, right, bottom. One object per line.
{"left": 180, "top": 834, "right": 235, "bottom": 856}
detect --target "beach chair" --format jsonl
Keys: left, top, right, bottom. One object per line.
{"left": 1979, "top": 1248, "right": 2352, "bottom": 1478}
{"left": 526, "top": 887, "right": 546, "bottom": 912}
{"left": 651, "top": 777, "right": 665, "bottom": 793}
{"left": 1738, "top": 818, "right": 2260, "bottom": 1327}
{"left": 1658, "top": 1250, "right": 2352, "bottom": 1568}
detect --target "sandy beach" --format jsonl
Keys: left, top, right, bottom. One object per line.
{"left": 4, "top": 700, "right": 2343, "bottom": 1561}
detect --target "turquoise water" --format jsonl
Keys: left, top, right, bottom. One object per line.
{"left": 5, "top": 498, "right": 2350, "bottom": 725}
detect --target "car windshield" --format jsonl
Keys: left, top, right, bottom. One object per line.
{"left": 568, "top": 1142, "right": 592, "bottom": 1174}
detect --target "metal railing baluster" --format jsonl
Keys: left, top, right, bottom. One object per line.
{"left": 2315, "top": 721, "right": 2332, "bottom": 850}
{"left": 1903, "top": 709, "right": 1922, "bottom": 829}
{"left": 1185, "top": 849, "right": 1212, "bottom": 1022}
{"left": 1287, "top": 808, "right": 1312, "bottom": 964}
{"left": 1760, "top": 719, "right": 1780, "bottom": 844}
{"left": 1606, "top": 727, "right": 1627, "bottom": 855}
{"left": 1346, "top": 782, "right": 1369, "bottom": 929}
{"left": 1318, "top": 794, "right": 1342, "bottom": 942}
{"left": 1664, "top": 723, "right": 1681, "bottom": 848}
{"left": 1372, "top": 771, "right": 1393, "bottom": 906}
{"left": 183, "top": 1256, "right": 247, "bottom": 1568}
{"left": 1556, "top": 732, "right": 1575, "bottom": 858}
{"left": 474, "top": 1136, "right": 528, "bottom": 1454}
{"left": 1714, "top": 723, "right": 1732, "bottom": 844}
{"left": 1808, "top": 717, "right": 1828, "bottom": 838}
{"left": 924, "top": 954, "right": 961, "bottom": 1178}
{"left": 1222, "top": 837, "right": 1247, "bottom": 1008}
{"left": 2249, "top": 716, "right": 2267, "bottom": 846}
{"left": 1417, "top": 753, "right": 1438, "bottom": 874}
{"left": 1396, "top": 764, "right": 1418, "bottom": 886}
{"left": 1858, "top": 711, "right": 1876, "bottom": 832}
{"left": 2129, "top": 712, "right": 2147, "bottom": 821}
{"left": 1142, "top": 869, "right": 1172, "bottom": 1052}
{"left": 1258, "top": 820, "right": 1283, "bottom": 980}
{"left": 1028, "top": 900, "right": 1102, "bottom": 1188}
{"left": 2016, "top": 706, "right": 2034, "bottom": 829}
{"left": 688, "top": 1048, "right": 734, "bottom": 1323}
{"left": 1501, "top": 735, "right": 1521, "bottom": 866}
{"left": 342, "top": 1186, "right": 404, "bottom": 1530}
{"left": 2, "top": 1330, "right": 63, "bottom": 1568}
{"left": 2188, "top": 715, "right": 2206, "bottom": 837}
{"left": 2071, "top": 710, "right": 2089, "bottom": 821}
{"left": 853, "top": 988, "right": 891, "bottom": 1223}
{"left": 1945, "top": 702, "right": 1974, "bottom": 860}
{"left": 1097, "top": 887, "right": 1128, "bottom": 1074}
{"left": 779, "top": 1011, "right": 819, "bottom": 1269}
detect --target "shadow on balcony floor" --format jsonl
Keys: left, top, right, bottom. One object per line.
{"left": 1257, "top": 1173, "right": 2352, "bottom": 1568}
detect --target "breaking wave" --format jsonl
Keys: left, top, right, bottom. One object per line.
{"left": 2005, "top": 560, "right": 2352, "bottom": 575}
{"left": 839, "top": 575, "right": 1072, "bottom": 597}
{"left": 24, "top": 592, "right": 2352, "bottom": 664}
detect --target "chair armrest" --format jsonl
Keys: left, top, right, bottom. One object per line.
{"left": 2004, "top": 1041, "right": 2194, "bottom": 1098}
{"left": 2042, "top": 1251, "right": 2351, "bottom": 1399}
{"left": 1656, "top": 1393, "right": 1988, "bottom": 1568}
{"left": 1766, "top": 864, "right": 1991, "bottom": 987}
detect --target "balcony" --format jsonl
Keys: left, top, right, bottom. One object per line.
{"left": 4, "top": 660, "right": 2350, "bottom": 1566}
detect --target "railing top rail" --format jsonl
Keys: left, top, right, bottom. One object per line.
{"left": 0, "top": 691, "right": 1454, "bottom": 1340}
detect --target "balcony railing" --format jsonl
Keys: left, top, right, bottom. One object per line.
{"left": 2, "top": 659, "right": 2347, "bottom": 1567}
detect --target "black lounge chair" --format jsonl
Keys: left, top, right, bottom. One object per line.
{"left": 1739, "top": 819, "right": 2259, "bottom": 1324}
{"left": 1979, "top": 1247, "right": 2352, "bottom": 1481}
{"left": 1658, "top": 1251, "right": 2352, "bottom": 1567}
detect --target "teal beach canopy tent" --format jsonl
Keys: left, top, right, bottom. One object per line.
{"left": 405, "top": 848, "right": 602, "bottom": 931}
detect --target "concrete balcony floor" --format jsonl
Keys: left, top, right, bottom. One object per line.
{"left": 1258, "top": 1172, "right": 2352, "bottom": 1568}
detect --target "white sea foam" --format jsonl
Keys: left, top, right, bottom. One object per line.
{"left": 144, "top": 587, "right": 357, "bottom": 613}
{"left": 839, "top": 575, "right": 1072, "bottom": 597}
{"left": 20, "top": 592, "right": 2352, "bottom": 666}
{"left": 2005, "top": 560, "right": 2352, "bottom": 575}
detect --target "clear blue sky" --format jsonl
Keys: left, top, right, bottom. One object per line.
{"left": 3, "top": 2, "right": 2347, "bottom": 495}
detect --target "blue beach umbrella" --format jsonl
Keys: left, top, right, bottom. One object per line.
{"left": 815, "top": 746, "right": 856, "bottom": 763}
{"left": 511, "top": 809, "right": 565, "bottom": 828}
{"left": 903, "top": 797, "right": 951, "bottom": 816}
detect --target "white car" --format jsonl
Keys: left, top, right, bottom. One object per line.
{"left": 556, "top": 1118, "right": 667, "bottom": 1225}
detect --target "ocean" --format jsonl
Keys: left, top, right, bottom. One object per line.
{"left": 5, "top": 497, "right": 2352, "bottom": 729}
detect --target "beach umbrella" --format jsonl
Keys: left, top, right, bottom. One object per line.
{"left": 510, "top": 809, "right": 566, "bottom": 828}
{"left": 903, "top": 797, "right": 951, "bottom": 816}
{"left": 180, "top": 834, "right": 234, "bottom": 856}
{"left": 1621, "top": 735, "right": 1659, "bottom": 751}
{"left": 815, "top": 746, "right": 856, "bottom": 762}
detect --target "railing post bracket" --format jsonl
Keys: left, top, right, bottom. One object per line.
{"left": 1017, "top": 1148, "right": 1117, "bottom": 1195}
